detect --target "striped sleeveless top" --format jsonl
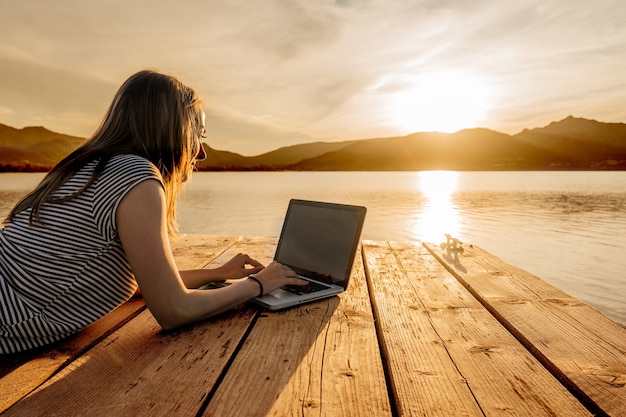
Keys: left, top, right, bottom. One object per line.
{"left": 0, "top": 154, "right": 162, "bottom": 354}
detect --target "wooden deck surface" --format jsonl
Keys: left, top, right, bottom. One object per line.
{"left": 1, "top": 235, "right": 624, "bottom": 416}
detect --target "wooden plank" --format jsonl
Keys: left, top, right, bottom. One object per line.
{"left": 363, "top": 240, "right": 591, "bottom": 417}
{"left": 171, "top": 234, "right": 238, "bottom": 270}
{"left": 0, "top": 234, "right": 235, "bottom": 414}
{"left": 362, "top": 240, "right": 484, "bottom": 416}
{"left": 203, "top": 246, "right": 392, "bottom": 417}
{"left": 0, "top": 298, "right": 145, "bottom": 413}
{"left": 425, "top": 242, "right": 626, "bottom": 417}
{"left": 0, "top": 236, "right": 244, "bottom": 415}
{"left": 1, "top": 307, "right": 258, "bottom": 417}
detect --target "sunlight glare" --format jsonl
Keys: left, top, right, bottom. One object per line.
{"left": 391, "top": 71, "right": 492, "bottom": 134}
{"left": 416, "top": 171, "right": 460, "bottom": 243}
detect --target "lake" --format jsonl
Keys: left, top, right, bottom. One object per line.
{"left": 1, "top": 171, "right": 625, "bottom": 325}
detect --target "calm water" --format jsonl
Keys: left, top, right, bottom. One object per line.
{"left": 1, "top": 171, "right": 625, "bottom": 325}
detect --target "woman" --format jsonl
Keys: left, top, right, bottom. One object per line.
{"left": 0, "top": 69, "right": 306, "bottom": 354}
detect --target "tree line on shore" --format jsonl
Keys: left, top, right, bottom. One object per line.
{"left": 0, "top": 163, "right": 51, "bottom": 172}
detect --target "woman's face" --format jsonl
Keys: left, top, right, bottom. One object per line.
{"left": 195, "top": 112, "right": 207, "bottom": 162}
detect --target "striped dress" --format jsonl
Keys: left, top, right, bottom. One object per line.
{"left": 0, "top": 154, "right": 162, "bottom": 354}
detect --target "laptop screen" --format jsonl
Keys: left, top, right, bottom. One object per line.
{"left": 273, "top": 200, "right": 366, "bottom": 287}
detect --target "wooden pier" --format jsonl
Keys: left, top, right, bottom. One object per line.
{"left": 1, "top": 235, "right": 625, "bottom": 416}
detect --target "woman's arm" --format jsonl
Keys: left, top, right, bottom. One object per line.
{"left": 116, "top": 179, "right": 306, "bottom": 329}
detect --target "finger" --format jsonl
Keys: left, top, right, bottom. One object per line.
{"left": 246, "top": 257, "right": 264, "bottom": 268}
{"left": 288, "top": 277, "right": 309, "bottom": 286}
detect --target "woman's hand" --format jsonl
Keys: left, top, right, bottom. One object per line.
{"left": 219, "top": 253, "right": 264, "bottom": 279}
{"left": 179, "top": 253, "right": 264, "bottom": 288}
{"left": 253, "top": 261, "right": 308, "bottom": 295}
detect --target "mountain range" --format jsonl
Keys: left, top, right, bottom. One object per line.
{"left": 1, "top": 116, "right": 625, "bottom": 171}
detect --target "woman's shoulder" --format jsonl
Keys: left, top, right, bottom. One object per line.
{"left": 105, "top": 154, "right": 161, "bottom": 176}
{"left": 108, "top": 153, "right": 155, "bottom": 168}
{"left": 94, "top": 154, "right": 162, "bottom": 191}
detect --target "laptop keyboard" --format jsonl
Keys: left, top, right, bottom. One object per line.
{"left": 282, "top": 280, "right": 329, "bottom": 295}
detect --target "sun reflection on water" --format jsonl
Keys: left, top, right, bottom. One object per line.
{"left": 416, "top": 171, "right": 461, "bottom": 243}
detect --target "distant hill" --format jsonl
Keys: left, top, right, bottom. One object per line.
{"left": 0, "top": 124, "right": 85, "bottom": 170}
{"left": 282, "top": 129, "right": 521, "bottom": 171}
{"left": 512, "top": 117, "right": 626, "bottom": 169}
{"left": 1, "top": 116, "right": 625, "bottom": 171}
{"left": 198, "top": 116, "right": 626, "bottom": 170}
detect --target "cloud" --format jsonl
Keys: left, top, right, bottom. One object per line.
{"left": 0, "top": 45, "right": 117, "bottom": 135}
{"left": 204, "top": 107, "right": 319, "bottom": 156}
{"left": 0, "top": 0, "right": 624, "bottom": 152}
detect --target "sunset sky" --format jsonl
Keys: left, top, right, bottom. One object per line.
{"left": 1, "top": 0, "right": 625, "bottom": 155}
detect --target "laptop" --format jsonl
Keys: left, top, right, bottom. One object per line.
{"left": 252, "top": 199, "right": 367, "bottom": 310}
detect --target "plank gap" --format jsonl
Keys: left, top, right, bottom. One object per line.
{"left": 361, "top": 243, "right": 406, "bottom": 417}
{"left": 195, "top": 310, "right": 261, "bottom": 417}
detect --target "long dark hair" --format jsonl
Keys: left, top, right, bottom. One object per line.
{"left": 7, "top": 70, "right": 204, "bottom": 236}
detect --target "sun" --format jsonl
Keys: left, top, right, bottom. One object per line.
{"left": 390, "top": 71, "right": 493, "bottom": 134}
